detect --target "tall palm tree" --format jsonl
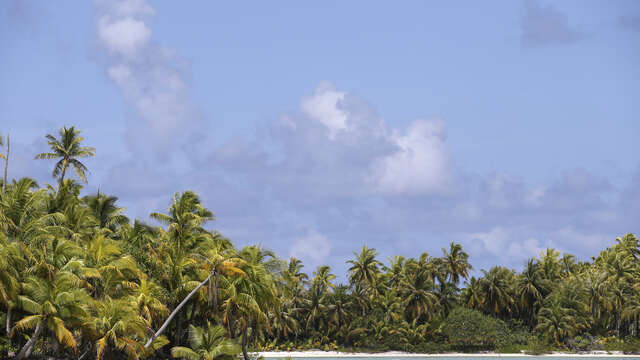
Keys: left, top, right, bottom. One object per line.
{"left": 198, "top": 246, "right": 246, "bottom": 315}
{"left": 479, "top": 266, "right": 515, "bottom": 318}
{"left": 347, "top": 245, "right": 382, "bottom": 295}
{"left": 441, "top": 242, "right": 472, "bottom": 286}
{"left": 0, "top": 233, "right": 24, "bottom": 343}
{"left": 0, "top": 133, "right": 8, "bottom": 194}
{"left": 516, "top": 258, "right": 547, "bottom": 327}
{"left": 400, "top": 268, "right": 439, "bottom": 322}
{"left": 312, "top": 265, "right": 336, "bottom": 294}
{"left": 171, "top": 323, "right": 241, "bottom": 360}
{"left": 35, "top": 126, "right": 95, "bottom": 183}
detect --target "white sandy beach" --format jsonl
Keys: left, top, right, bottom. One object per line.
{"left": 254, "top": 350, "right": 640, "bottom": 358}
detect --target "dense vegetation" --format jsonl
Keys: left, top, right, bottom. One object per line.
{"left": 0, "top": 127, "right": 639, "bottom": 359}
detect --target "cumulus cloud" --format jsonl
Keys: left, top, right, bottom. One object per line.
{"left": 372, "top": 119, "right": 452, "bottom": 196}
{"left": 194, "top": 83, "right": 637, "bottom": 275}
{"left": 521, "top": 0, "right": 585, "bottom": 47}
{"left": 300, "top": 82, "right": 349, "bottom": 140}
{"left": 94, "top": 0, "right": 202, "bottom": 154}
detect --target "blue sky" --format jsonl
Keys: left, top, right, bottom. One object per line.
{"left": 1, "top": 0, "right": 639, "bottom": 279}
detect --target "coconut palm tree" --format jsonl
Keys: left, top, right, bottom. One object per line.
{"left": 312, "top": 265, "right": 336, "bottom": 294}
{"left": 516, "top": 258, "right": 547, "bottom": 326}
{"left": 35, "top": 126, "right": 95, "bottom": 183}
{"left": 0, "top": 133, "right": 8, "bottom": 194}
{"left": 400, "top": 267, "right": 439, "bottom": 322}
{"left": 0, "top": 233, "right": 24, "bottom": 343}
{"left": 479, "top": 266, "right": 515, "bottom": 318}
{"left": 536, "top": 300, "right": 582, "bottom": 346}
{"left": 462, "top": 276, "right": 483, "bottom": 310}
{"left": 441, "top": 242, "right": 472, "bottom": 286}
{"left": 84, "top": 296, "right": 150, "bottom": 360}
{"left": 347, "top": 245, "right": 382, "bottom": 296}
{"left": 171, "top": 323, "right": 241, "bottom": 360}
{"left": 13, "top": 272, "right": 90, "bottom": 359}
{"left": 84, "top": 192, "right": 129, "bottom": 233}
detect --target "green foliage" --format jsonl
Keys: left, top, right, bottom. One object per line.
{"left": 524, "top": 336, "right": 554, "bottom": 355}
{"left": 1, "top": 126, "right": 640, "bottom": 358}
{"left": 442, "top": 307, "right": 509, "bottom": 351}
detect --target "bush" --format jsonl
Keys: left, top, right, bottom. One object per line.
{"left": 441, "top": 307, "right": 509, "bottom": 351}
{"left": 622, "top": 337, "right": 640, "bottom": 354}
{"left": 525, "top": 336, "right": 553, "bottom": 355}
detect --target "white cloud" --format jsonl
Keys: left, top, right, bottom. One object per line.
{"left": 94, "top": 0, "right": 201, "bottom": 153}
{"left": 97, "top": 16, "right": 151, "bottom": 59}
{"left": 301, "top": 82, "right": 348, "bottom": 140}
{"left": 290, "top": 230, "right": 332, "bottom": 268}
{"left": 372, "top": 119, "right": 452, "bottom": 196}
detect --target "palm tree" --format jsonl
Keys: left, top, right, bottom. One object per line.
{"left": 0, "top": 133, "right": 8, "bottom": 194}
{"left": 312, "top": 265, "right": 336, "bottom": 294}
{"left": 84, "top": 192, "right": 129, "bottom": 233}
{"left": 130, "top": 275, "right": 169, "bottom": 327}
{"left": 347, "top": 245, "right": 382, "bottom": 295}
{"left": 539, "top": 248, "right": 562, "bottom": 282}
{"left": 198, "top": 246, "right": 246, "bottom": 315}
{"left": 221, "top": 245, "right": 275, "bottom": 360}
{"left": 400, "top": 267, "right": 439, "bottom": 322}
{"left": 13, "top": 272, "right": 90, "bottom": 359}
{"left": 516, "top": 258, "right": 547, "bottom": 327}
{"left": 441, "top": 242, "right": 472, "bottom": 286}
{"left": 0, "top": 233, "right": 24, "bottom": 343}
{"left": 84, "top": 296, "right": 150, "bottom": 360}
{"left": 171, "top": 323, "right": 241, "bottom": 360}
{"left": 461, "top": 276, "right": 483, "bottom": 310}
{"left": 479, "top": 266, "right": 515, "bottom": 318}
{"left": 536, "top": 300, "right": 582, "bottom": 346}
{"left": 384, "top": 255, "right": 406, "bottom": 292}
{"left": 35, "top": 126, "right": 95, "bottom": 183}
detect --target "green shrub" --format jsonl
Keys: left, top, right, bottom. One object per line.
{"left": 525, "top": 336, "right": 553, "bottom": 355}
{"left": 441, "top": 307, "right": 509, "bottom": 351}
{"left": 622, "top": 337, "right": 640, "bottom": 354}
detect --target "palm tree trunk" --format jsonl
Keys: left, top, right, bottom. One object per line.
{"left": 2, "top": 134, "right": 8, "bottom": 194}
{"left": 60, "top": 164, "right": 67, "bottom": 183}
{"left": 144, "top": 271, "right": 216, "bottom": 348}
{"left": 213, "top": 272, "right": 219, "bottom": 317}
{"left": 242, "top": 325, "right": 249, "bottom": 360}
{"left": 16, "top": 320, "right": 43, "bottom": 360}
{"left": 5, "top": 307, "right": 11, "bottom": 346}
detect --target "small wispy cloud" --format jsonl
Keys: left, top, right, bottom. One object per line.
{"left": 94, "top": 0, "right": 202, "bottom": 155}
{"left": 618, "top": 15, "right": 640, "bottom": 32}
{"left": 520, "top": 0, "right": 586, "bottom": 48}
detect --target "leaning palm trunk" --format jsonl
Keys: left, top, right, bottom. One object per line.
{"left": 242, "top": 326, "right": 249, "bottom": 360}
{"left": 5, "top": 307, "right": 11, "bottom": 346}
{"left": 144, "top": 271, "right": 215, "bottom": 348}
{"left": 2, "top": 134, "right": 8, "bottom": 194}
{"left": 16, "top": 320, "right": 43, "bottom": 360}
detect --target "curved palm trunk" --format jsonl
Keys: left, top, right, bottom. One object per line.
{"left": 5, "top": 307, "right": 11, "bottom": 346}
{"left": 144, "top": 271, "right": 215, "bottom": 348}
{"left": 2, "top": 134, "right": 8, "bottom": 194}
{"left": 241, "top": 326, "right": 249, "bottom": 360}
{"left": 16, "top": 320, "right": 43, "bottom": 360}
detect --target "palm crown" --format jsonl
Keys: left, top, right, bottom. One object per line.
{"left": 35, "top": 126, "right": 95, "bottom": 183}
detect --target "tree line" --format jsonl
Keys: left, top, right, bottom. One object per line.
{"left": 0, "top": 126, "right": 639, "bottom": 359}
